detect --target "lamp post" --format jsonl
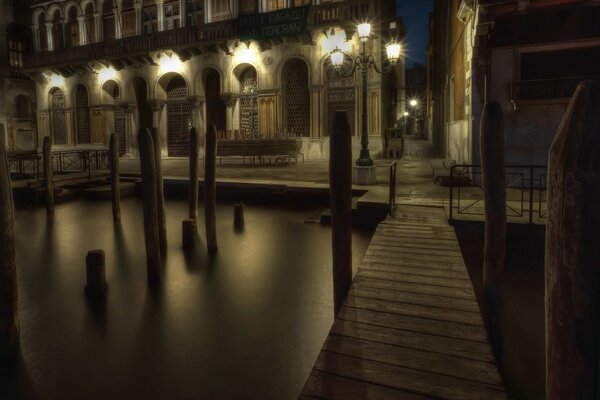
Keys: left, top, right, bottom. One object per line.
{"left": 326, "top": 23, "right": 401, "bottom": 168}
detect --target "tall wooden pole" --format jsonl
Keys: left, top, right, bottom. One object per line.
{"left": 137, "top": 128, "right": 161, "bottom": 286}
{"left": 0, "top": 140, "right": 19, "bottom": 368}
{"left": 189, "top": 127, "right": 199, "bottom": 221}
{"left": 330, "top": 111, "right": 352, "bottom": 314}
{"left": 109, "top": 133, "right": 121, "bottom": 223}
{"left": 151, "top": 128, "right": 167, "bottom": 254}
{"left": 479, "top": 101, "right": 506, "bottom": 351}
{"left": 42, "top": 136, "right": 54, "bottom": 217}
{"left": 204, "top": 124, "right": 217, "bottom": 254}
{"left": 546, "top": 80, "right": 600, "bottom": 399}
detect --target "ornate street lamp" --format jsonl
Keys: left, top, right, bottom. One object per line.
{"left": 326, "top": 23, "right": 401, "bottom": 167}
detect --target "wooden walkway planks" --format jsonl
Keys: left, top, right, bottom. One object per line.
{"left": 300, "top": 205, "right": 507, "bottom": 399}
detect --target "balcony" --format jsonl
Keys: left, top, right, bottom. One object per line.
{"left": 509, "top": 76, "right": 599, "bottom": 101}
{"left": 23, "top": 0, "right": 388, "bottom": 72}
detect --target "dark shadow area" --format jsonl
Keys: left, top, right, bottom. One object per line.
{"left": 0, "top": 351, "right": 38, "bottom": 400}
{"left": 454, "top": 221, "right": 546, "bottom": 400}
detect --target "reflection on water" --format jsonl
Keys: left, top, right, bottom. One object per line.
{"left": 2, "top": 198, "right": 373, "bottom": 400}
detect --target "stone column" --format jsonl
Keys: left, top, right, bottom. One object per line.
{"left": 32, "top": 25, "right": 40, "bottom": 52}
{"left": 134, "top": 4, "right": 142, "bottom": 35}
{"left": 179, "top": 0, "right": 186, "bottom": 28}
{"left": 94, "top": 13, "right": 101, "bottom": 42}
{"left": 64, "top": 108, "right": 75, "bottom": 146}
{"left": 123, "top": 104, "right": 137, "bottom": 156}
{"left": 78, "top": 16, "right": 87, "bottom": 45}
{"left": 149, "top": 100, "right": 166, "bottom": 156}
{"left": 188, "top": 96, "right": 205, "bottom": 143}
{"left": 222, "top": 94, "right": 238, "bottom": 139}
{"left": 36, "top": 111, "right": 50, "bottom": 148}
{"left": 310, "top": 85, "right": 321, "bottom": 138}
{"left": 114, "top": 7, "right": 122, "bottom": 39}
{"left": 45, "top": 22, "right": 54, "bottom": 51}
{"left": 157, "top": 0, "right": 165, "bottom": 31}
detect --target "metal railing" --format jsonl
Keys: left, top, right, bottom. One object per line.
{"left": 449, "top": 164, "right": 547, "bottom": 224}
{"left": 388, "top": 160, "right": 397, "bottom": 216}
{"left": 8, "top": 149, "right": 110, "bottom": 181}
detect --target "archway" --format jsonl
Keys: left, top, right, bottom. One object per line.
{"left": 204, "top": 69, "right": 226, "bottom": 137}
{"left": 121, "top": 0, "right": 136, "bottom": 37}
{"left": 238, "top": 66, "right": 258, "bottom": 138}
{"left": 83, "top": 2, "right": 95, "bottom": 43}
{"left": 50, "top": 9, "right": 63, "bottom": 50}
{"left": 102, "top": 80, "right": 126, "bottom": 154}
{"left": 282, "top": 59, "right": 310, "bottom": 137}
{"left": 163, "top": 74, "right": 192, "bottom": 156}
{"left": 66, "top": 5, "right": 79, "bottom": 47}
{"left": 325, "top": 59, "right": 355, "bottom": 137}
{"left": 75, "top": 85, "right": 91, "bottom": 144}
{"left": 132, "top": 76, "right": 153, "bottom": 130}
{"left": 50, "top": 88, "right": 66, "bottom": 145}
{"left": 102, "top": 0, "right": 115, "bottom": 41}
{"left": 37, "top": 12, "right": 48, "bottom": 51}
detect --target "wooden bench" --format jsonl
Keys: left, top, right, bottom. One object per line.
{"left": 215, "top": 139, "right": 303, "bottom": 165}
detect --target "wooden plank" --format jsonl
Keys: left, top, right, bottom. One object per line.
{"left": 353, "top": 277, "right": 476, "bottom": 300}
{"left": 314, "top": 352, "right": 506, "bottom": 400}
{"left": 357, "top": 269, "right": 471, "bottom": 290}
{"left": 367, "top": 244, "right": 464, "bottom": 258}
{"left": 344, "top": 295, "right": 484, "bottom": 327}
{"left": 337, "top": 307, "right": 489, "bottom": 343}
{"left": 351, "top": 286, "right": 479, "bottom": 313}
{"left": 324, "top": 334, "right": 503, "bottom": 386}
{"left": 361, "top": 257, "right": 468, "bottom": 272}
{"left": 302, "top": 370, "right": 431, "bottom": 400}
{"left": 373, "top": 236, "right": 462, "bottom": 250}
{"left": 361, "top": 261, "right": 470, "bottom": 280}
{"left": 365, "top": 249, "right": 465, "bottom": 264}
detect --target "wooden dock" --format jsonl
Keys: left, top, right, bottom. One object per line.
{"left": 300, "top": 205, "right": 507, "bottom": 399}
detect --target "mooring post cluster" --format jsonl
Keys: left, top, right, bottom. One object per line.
{"left": 43, "top": 136, "right": 54, "bottom": 218}
{"left": 109, "top": 133, "right": 121, "bottom": 223}
{"left": 204, "top": 124, "right": 218, "bottom": 255}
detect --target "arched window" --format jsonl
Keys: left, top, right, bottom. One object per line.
{"left": 103, "top": 0, "right": 115, "bottom": 41}
{"left": 142, "top": 2, "right": 158, "bottom": 34}
{"left": 121, "top": 0, "right": 136, "bottom": 37}
{"left": 283, "top": 59, "right": 310, "bottom": 137}
{"left": 75, "top": 85, "right": 91, "bottom": 144}
{"left": 164, "top": 0, "right": 180, "bottom": 30}
{"left": 239, "top": 67, "right": 258, "bottom": 137}
{"left": 205, "top": 70, "right": 226, "bottom": 137}
{"left": 166, "top": 75, "right": 192, "bottom": 156}
{"left": 51, "top": 10, "right": 64, "bottom": 50}
{"left": 6, "top": 24, "right": 29, "bottom": 68}
{"left": 38, "top": 12, "right": 48, "bottom": 51}
{"left": 66, "top": 6, "right": 79, "bottom": 47}
{"left": 211, "top": 0, "right": 230, "bottom": 22}
{"left": 84, "top": 3, "right": 96, "bottom": 43}
{"left": 50, "top": 88, "right": 66, "bottom": 145}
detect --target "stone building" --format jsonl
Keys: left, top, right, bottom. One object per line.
{"left": 0, "top": 0, "right": 37, "bottom": 151}
{"left": 427, "top": 0, "right": 600, "bottom": 165}
{"left": 21, "top": 0, "right": 404, "bottom": 160}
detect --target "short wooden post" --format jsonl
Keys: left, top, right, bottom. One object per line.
{"left": 138, "top": 128, "right": 162, "bottom": 285}
{"left": 233, "top": 202, "right": 244, "bottom": 229}
{"left": 85, "top": 249, "right": 108, "bottom": 299}
{"left": 330, "top": 111, "right": 352, "bottom": 315}
{"left": 189, "top": 127, "right": 199, "bottom": 222}
{"left": 109, "top": 133, "right": 121, "bottom": 223}
{"left": 182, "top": 219, "right": 195, "bottom": 249}
{"left": 151, "top": 128, "right": 167, "bottom": 254}
{"left": 0, "top": 140, "right": 19, "bottom": 367}
{"left": 546, "top": 80, "right": 600, "bottom": 399}
{"left": 479, "top": 101, "right": 506, "bottom": 349}
{"left": 43, "top": 136, "right": 54, "bottom": 217}
{"left": 204, "top": 124, "right": 218, "bottom": 254}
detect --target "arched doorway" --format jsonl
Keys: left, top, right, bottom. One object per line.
{"left": 66, "top": 6, "right": 79, "bottom": 47}
{"left": 132, "top": 76, "right": 153, "bottom": 130}
{"left": 282, "top": 59, "right": 310, "bottom": 137}
{"left": 204, "top": 69, "right": 226, "bottom": 137}
{"left": 102, "top": 0, "right": 115, "bottom": 41}
{"left": 75, "top": 85, "right": 91, "bottom": 144}
{"left": 238, "top": 66, "right": 258, "bottom": 138}
{"left": 326, "top": 60, "right": 355, "bottom": 137}
{"left": 165, "top": 75, "right": 193, "bottom": 156}
{"left": 50, "top": 88, "right": 66, "bottom": 145}
{"left": 103, "top": 80, "right": 126, "bottom": 154}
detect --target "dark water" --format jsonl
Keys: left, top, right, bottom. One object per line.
{"left": 455, "top": 223, "right": 546, "bottom": 400}
{"left": 2, "top": 198, "right": 373, "bottom": 400}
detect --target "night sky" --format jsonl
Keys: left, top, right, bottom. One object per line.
{"left": 396, "top": 0, "right": 433, "bottom": 67}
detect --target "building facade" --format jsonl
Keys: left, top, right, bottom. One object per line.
{"left": 21, "top": 0, "right": 404, "bottom": 160}
{"left": 428, "top": 0, "right": 600, "bottom": 165}
{"left": 1, "top": 0, "right": 37, "bottom": 151}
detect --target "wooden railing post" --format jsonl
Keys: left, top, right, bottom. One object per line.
{"left": 330, "top": 111, "right": 352, "bottom": 315}
{"left": 204, "top": 125, "right": 218, "bottom": 254}
{"left": 137, "top": 128, "right": 162, "bottom": 286}
{"left": 546, "top": 80, "right": 600, "bottom": 399}
{"left": 109, "top": 133, "right": 121, "bottom": 223}
{"left": 150, "top": 128, "right": 167, "bottom": 254}
{"left": 42, "top": 136, "right": 54, "bottom": 217}
{"left": 480, "top": 101, "right": 506, "bottom": 354}
{"left": 0, "top": 140, "right": 19, "bottom": 369}
{"left": 189, "top": 127, "right": 199, "bottom": 221}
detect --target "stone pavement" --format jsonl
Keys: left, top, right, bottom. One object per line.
{"left": 119, "top": 137, "right": 448, "bottom": 201}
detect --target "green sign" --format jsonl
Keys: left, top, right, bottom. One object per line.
{"left": 239, "top": 6, "right": 310, "bottom": 41}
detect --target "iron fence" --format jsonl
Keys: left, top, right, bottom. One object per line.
{"left": 8, "top": 149, "right": 109, "bottom": 181}
{"left": 449, "top": 164, "right": 547, "bottom": 224}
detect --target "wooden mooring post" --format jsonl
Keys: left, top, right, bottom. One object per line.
{"left": 546, "top": 80, "right": 600, "bottom": 399}
{"left": 479, "top": 101, "right": 506, "bottom": 352}
{"left": 85, "top": 249, "right": 108, "bottom": 299}
{"left": 204, "top": 125, "right": 217, "bottom": 254}
{"left": 43, "top": 136, "right": 54, "bottom": 217}
{"left": 0, "top": 141, "right": 19, "bottom": 368}
{"left": 151, "top": 128, "right": 167, "bottom": 254}
{"left": 330, "top": 111, "right": 352, "bottom": 315}
{"left": 189, "top": 127, "right": 199, "bottom": 221}
{"left": 109, "top": 133, "right": 121, "bottom": 223}
{"left": 138, "top": 128, "right": 162, "bottom": 285}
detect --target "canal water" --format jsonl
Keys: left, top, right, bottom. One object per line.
{"left": 2, "top": 198, "right": 373, "bottom": 400}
